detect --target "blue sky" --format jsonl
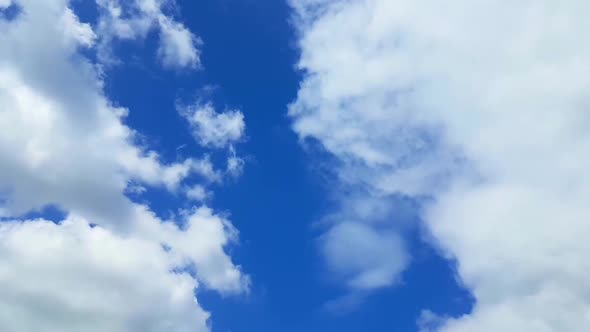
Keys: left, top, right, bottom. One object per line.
{"left": 91, "top": 1, "right": 472, "bottom": 330}
{"left": 1, "top": 0, "right": 589, "bottom": 331}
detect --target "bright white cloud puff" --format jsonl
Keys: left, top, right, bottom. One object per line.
{"left": 181, "top": 102, "right": 246, "bottom": 148}
{"left": 0, "top": 217, "right": 210, "bottom": 332}
{"left": 158, "top": 15, "right": 201, "bottom": 69}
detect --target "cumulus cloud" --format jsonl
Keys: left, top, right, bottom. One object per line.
{"left": 180, "top": 102, "right": 246, "bottom": 148}
{"left": 0, "top": 12, "right": 201, "bottom": 223}
{"left": 0, "top": 217, "right": 210, "bottom": 332}
{"left": 96, "top": 0, "right": 200, "bottom": 68}
{"left": 0, "top": 0, "right": 247, "bottom": 330}
{"left": 290, "top": 0, "right": 590, "bottom": 329}
{"left": 185, "top": 184, "right": 211, "bottom": 202}
{"left": 158, "top": 15, "right": 201, "bottom": 69}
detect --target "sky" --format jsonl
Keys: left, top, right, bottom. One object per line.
{"left": 0, "top": 0, "right": 589, "bottom": 332}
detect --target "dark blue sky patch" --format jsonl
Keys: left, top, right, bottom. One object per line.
{"left": 10, "top": 204, "right": 68, "bottom": 224}
{"left": 0, "top": 2, "right": 21, "bottom": 21}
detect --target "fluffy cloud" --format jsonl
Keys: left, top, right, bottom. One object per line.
{"left": 0, "top": 0, "right": 247, "bottom": 330}
{"left": 290, "top": 0, "right": 590, "bottom": 329}
{"left": 185, "top": 184, "right": 211, "bottom": 202}
{"left": 0, "top": 217, "right": 210, "bottom": 332}
{"left": 0, "top": 3, "right": 205, "bottom": 223}
{"left": 158, "top": 15, "right": 201, "bottom": 69}
{"left": 96, "top": 0, "right": 200, "bottom": 68}
{"left": 180, "top": 102, "right": 246, "bottom": 148}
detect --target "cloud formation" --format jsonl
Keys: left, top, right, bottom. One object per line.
{"left": 0, "top": 217, "right": 210, "bottom": 332}
{"left": 96, "top": 0, "right": 201, "bottom": 68}
{"left": 290, "top": 0, "right": 590, "bottom": 329}
{"left": 180, "top": 102, "right": 246, "bottom": 149}
{"left": 0, "top": 0, "right": 246, "bottom": 330}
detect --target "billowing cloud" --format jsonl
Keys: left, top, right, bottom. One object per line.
{"left": 0, "top": 0, "right": 247, "bottom": 330}
{"left": 158, "top": 15, "right": 201, "bottom": 69}
{"left": 0, "top": 217, "right": 210, "bottom": 332}
{"left": 180, "top": 102, "right": 246, "bottom": 148}
{"left": 0, "top": 0, "right": 215, "bottom": 225}
{"left": 96, "top": 0, "right": 200, "bottom": 68}
{"left": 290, "top": 0, "right": 590, "bottom": 329}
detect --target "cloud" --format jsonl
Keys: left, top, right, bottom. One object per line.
{"left": 0, "top": 0, "right": 247, "bottom": 330}
{"left": 225, "top": 145, "right": 245, "bottom": 178}
{"left": 185, "top": 184, "right": 211, "bottom": 202}
{"left": 96, "top": 0, "right": 200, "bottom": 68}
{"left": 0, "top": 217, "right": 210, "bottom": 332}
{"left": 180, "top": 102, "right": 246, "bottom": 148}
{"left": 321, "top": 221, "right": 408, "bottom": 290}
{"left": 290, "top": 0, "right": 590, "bottom": 329}
{"left": 226, "top": 155, "right": 245, "bottom": 177}
{"left": 0, "top": 17, "right": 198, "bottom": 223}
{"left": 158, "top": 14, "right": 201, "bottom": 69}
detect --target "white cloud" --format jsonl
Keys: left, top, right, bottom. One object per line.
{"left": 226, "top": 155, "right": 245, "bottom": 177}
{"left": 321, "top": 221, "right": 408, "bottom": 290}
{"left": 180, "top": 102, "right": 246, "bottom": 148}
{"left": 96, "top": 0, "right": 200, "bottom": 68}
{"left": 291, "top": 0, "right": 590, "bottom": 329}
{"left": 225, "top": 145, "right": 245, "bottom": 178}
{"left": 0, "top": 217, "right": 210, "bottom": 332}
{"left": 158, "top": 15, "right": 201, "bottom": 69}
{"left": 0, "top": 0, "right": 247, "bottom": 330}
{"left": 0, "top": 39, "right": 198, "bottom": 223}
{"left": 60, "top": 7, "right": 96, "bottom": 47}
{"left": 105, "top": 205, "right": 249, "bottom": 295}
{"left": 166, "top": 207, "right": 250, "bottom": 294}
{"left": 185, "top": 184, "right": 211, "bottom": 202}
